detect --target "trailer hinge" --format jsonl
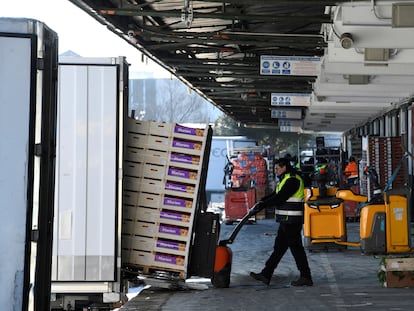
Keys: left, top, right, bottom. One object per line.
{"left": 31, "top": 229, "right": 39, "bottom": 242}
{"left": 37, "top": 58, "right": 44, "bottom": 70}
{"left": 34, "top": 143, "right": 42, "bottom": 156}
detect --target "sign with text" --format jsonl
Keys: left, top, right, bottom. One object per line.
{"left": 271, "top": 108, "right": 302, "bottom": 119}
{"left": 260, "top": 56, "right": 321, "bottom": 76}
{"left": 278, "top": 119, "right": 303, "bottom": 127}
{"left": 279, "top": 120, "right": 303, "bottom": 132}
{"left": 271, "top": 93, "right": 311, "bottom": 107}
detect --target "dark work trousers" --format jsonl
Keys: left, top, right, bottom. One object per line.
{"left": 261, "top": 222, "right": 311, "bottom": 279}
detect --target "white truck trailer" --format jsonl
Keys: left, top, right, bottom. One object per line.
{"left": 50, "top": 56, "right": 129, "bottom": 310}
{"left": 1, "top": 19, "right": 214, "bottom": 311}
{"left": 0, "top": 18, "right": 59, "bottom": 311}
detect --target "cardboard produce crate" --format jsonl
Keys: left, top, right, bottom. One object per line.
{"left": 122, "top": 235, "right": 186, "bottom": 256}
{"left": 382, "top": 257, "right": 414, "bottom": 288}
{"left": 122, "top": 119, "right": 212, "bottom": 280}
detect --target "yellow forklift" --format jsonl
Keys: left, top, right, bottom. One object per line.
{"left": 305, "top": 164, "right": 412, "bottom": 255}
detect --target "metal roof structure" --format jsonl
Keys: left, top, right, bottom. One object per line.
{"left": 69, "top": 0, "right": 414, "bottom": 133}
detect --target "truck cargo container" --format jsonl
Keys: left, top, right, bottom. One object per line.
{"left": 1, "top": 19, "right": 214, "bottom": 311}
{"left": 0, "top": 18, "right": 58, "bottom": 311}
{"left": 50, "top": 56, "right": 128, "bottom": 310}
{"left": 51, "top": 57, "right": 213, "bottom": 310}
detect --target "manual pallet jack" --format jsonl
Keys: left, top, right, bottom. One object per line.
{"left": 212, "top": 202, "right": 261, "bottom": 288}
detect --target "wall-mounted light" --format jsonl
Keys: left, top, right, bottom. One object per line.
{"left": 340, "top": 33, "right": 353, "bottom": 49}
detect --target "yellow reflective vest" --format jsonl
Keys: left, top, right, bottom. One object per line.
{"left": 275, "top": 173, "right": 305, "bottom": 223}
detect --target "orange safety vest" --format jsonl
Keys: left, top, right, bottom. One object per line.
{"left": 344, "top": 161, "right": 358, "bottom": 179}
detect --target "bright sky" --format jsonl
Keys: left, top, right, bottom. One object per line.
{"left": 2, "top": 0, "right": 170, "bottom": 78}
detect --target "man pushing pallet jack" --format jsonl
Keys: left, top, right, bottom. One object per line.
{"left": 213, "top": 158, "right": 313, "bottom": 288}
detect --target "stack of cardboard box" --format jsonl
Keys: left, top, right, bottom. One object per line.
{"left": 122, "top": 119, "right": 210, "bottom": 279}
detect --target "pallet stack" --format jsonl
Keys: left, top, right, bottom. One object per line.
{"left": 225, "top": 150, "right": 269, "bottom": 221}
{"left": 229, "top": 151, "right": 268, "bottom": 189}
{"left": 122, "top": 119, "right": 211, "bottom": 279}
{"left": 368, "top": 136, "right": 404, "bottom": 194}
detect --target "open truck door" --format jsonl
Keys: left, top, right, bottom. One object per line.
{"left": 0, "top": 18, "right": 58, "bottom": 310}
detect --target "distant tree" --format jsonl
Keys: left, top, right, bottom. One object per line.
{"left": 212, "top": 114, "right": 243, "bottom": 136}
{"left": 213, "top": 113, "right": 316, "bottom": 158}
{"left": 129, "top": 77, "right": 326, "bottom": 157}
{"left": 147, "top": 78, "right": 216, "bottom": 123}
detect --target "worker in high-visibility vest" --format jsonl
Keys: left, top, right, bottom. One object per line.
{"left": 344, "top": 156, "right": 358, "bottom": 188}
{"left": 313, "top": 160, "right": 328, "bottom": 197}
{"left": 249, "top": 158, "right": 313, "bottom": 287}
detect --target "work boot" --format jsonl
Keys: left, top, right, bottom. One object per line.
{"left": 291, "top": 276, "right": 313, "bottom": 287}
{"left": 250, "top": 272, "right": 270, "bottom": 285}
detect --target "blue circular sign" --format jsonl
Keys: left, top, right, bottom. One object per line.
{"left": 262, "top": 61, "right": 270, "bottom": 69}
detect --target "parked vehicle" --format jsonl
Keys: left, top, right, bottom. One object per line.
{"left": 0, "top": 18, "right": 58, "bottom": 311}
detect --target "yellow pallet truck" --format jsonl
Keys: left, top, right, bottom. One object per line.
{"left": 335, "top": 186, "right": 412, "bottom": 254}
{"left": 304, "top": 162, "right": 413, "bottom": 254}
{"left": 304, "top": 186, "right": 348, "bottom": 251}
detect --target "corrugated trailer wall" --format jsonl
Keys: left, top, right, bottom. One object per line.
{"left": 52, "top": 57, "right": 127, "bottom": 297}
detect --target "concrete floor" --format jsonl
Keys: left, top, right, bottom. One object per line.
{"left": 121, "top": 219, "right": 414, "bottom": 311}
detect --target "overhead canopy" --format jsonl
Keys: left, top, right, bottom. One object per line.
{"left": 69, "top": 0, "right": 414, "bottom": 133}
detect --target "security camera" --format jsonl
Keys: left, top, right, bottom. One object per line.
{"left": 340, "top": 33, "right": 353, "bottom": 49}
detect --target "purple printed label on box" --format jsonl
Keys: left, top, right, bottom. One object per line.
{"left": 172, "top": 139, "right": 201, "bottom": 150}
{"left": 160, "top": 210, "right": 189, "bottom": 222}
{"left": 174, "top": 125, "right": 197, "bottom": 136}
{"left": 165, "top": 182, "right": 195, "bottom": 193}
{"left": 159, "top": 225, "right": 187, "bottom": 236}
{"left": 155, "top": 253, "right": 184, "bottom": 266}
{"left": 156, "top": 239, "right": 180, "bottom": 250}
{"left": 164, "top": 197, "right": 187, "bottom": 208}
{"left": 168, "top": 168, "right": 192, "bottom": 179}
{"left": 159, "top": 225, "right": 181, "bottom": 235}
{"left": 165, "top": 182, "right": 187, "bottom": 192}
{"left": 170, "top": 153, "right": 195, "bottom": 164}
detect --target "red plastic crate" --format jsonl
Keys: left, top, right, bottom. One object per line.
{"left": 224, "top": 188, "right": 256, "bottom": 224}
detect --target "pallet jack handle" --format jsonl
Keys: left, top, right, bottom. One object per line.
{"left": 219, "top": 202, "right": 263, "bottom": 246}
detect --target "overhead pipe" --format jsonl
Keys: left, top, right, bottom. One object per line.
{"left": 99, "top": 8, "right": 331, "bottom": 23}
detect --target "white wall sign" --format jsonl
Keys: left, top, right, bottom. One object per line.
{"left": 271, "top": 93, "right": 311, "bottom": 106}
{"left": 271, "top": 108, "right": 302, "bottom": 119}
{"left": 278, "top": 119, "right": 303, "bottom": 127}
{"left": 278, "top": 120, "right": 303, "bottom": 132}
{"left": 260, "top": 56, "right": 321, "bottom": 76}
{"left": 279, "top": 126, "right": 303, "bottom": 133}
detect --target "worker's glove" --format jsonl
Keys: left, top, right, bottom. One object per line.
{"left": 248, "top": 201, "right": 265, "bottom": 216}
